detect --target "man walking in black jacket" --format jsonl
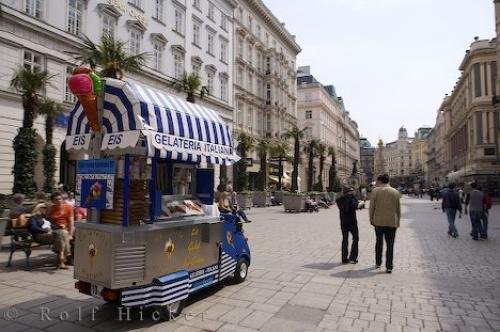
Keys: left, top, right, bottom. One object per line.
{"left": 336, "top": 187, "right": 360, "bottom": 264}
{"left": 441, "top": 183, "right": 462, "bottom": 238}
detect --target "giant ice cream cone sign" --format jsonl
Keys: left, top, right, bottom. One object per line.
{"left": 68, "top": 66, "right": 103, "bottom": 132}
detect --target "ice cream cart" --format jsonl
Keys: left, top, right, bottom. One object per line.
{"left": 66, "top": 72, "right": 250, "bottom": 320}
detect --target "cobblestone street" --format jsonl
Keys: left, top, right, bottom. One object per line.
{"left": 0, "top": 197, "right": 499, "bottom": 332}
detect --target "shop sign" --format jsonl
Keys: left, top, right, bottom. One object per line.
{"left": 76, "top": 159, "right": 115, "bottom": 209}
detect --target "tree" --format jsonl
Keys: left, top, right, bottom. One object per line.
{"left": 303, "top": 139, "right": 320, "bottom": 192}
{"left": 38, "top": 99, "right": 65, "bottom": 192}
{"left": 327, "top": 146, "right": 341, "bottom": 192}
{"left": 269, "top": 140, "right": 290, "bottom": 190}
{"left": 282, "top": 126, "right": 306, "bottom": 192}
{"left": 315, "top": 143, "right": 327, "bottom": 191}
{"left": 171, "top": 72, "right": 209, "bottom": 103}
{"left": 255, "top": 138, "right": 271, "bottom": 191}
{"left": 78, "top": 34, "right": 147, "bottom": 79}
{"left": 234, "top": 132, "right": 255, "bottom": 191}
{"left": 10, "top": 67, "right": 53, "bottom": 195}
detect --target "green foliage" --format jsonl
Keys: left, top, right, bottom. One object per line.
{"left": 42, "top": 144, "right": 56, "bottom": 193}
{"left": 12, "top": 128, "right": 38, "bottom": 196}
{"left": 282, "top": 126, "right": 307, "bottom": 192}
{"left": 270, "top": 140, "right": 290, "bottom": 190}
{"left": 170, "top": 72, "right": 209, "bottom": 103}
{"left": 316, "top": 143, "right": 326, "bottom": 192}
{"left": 304, "top": 139, "right": 320, "bottom": 192}
{"left": 78, "top": 34, "right": 147, "bottom": 79}
{"left": 327, "top": 146, "right": 341, "bottom": 192}
{"left": 256, "top": 138, "right": 271, "bottom": 191}
{"left": 234, "top": 132, "right": 255, "bottom": 191}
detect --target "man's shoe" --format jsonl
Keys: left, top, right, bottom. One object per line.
{"left": 375, "top": 265, "right": 381, "bottom": 269}
{"left": 472, "top": 237, "right": 479, "bottom": 241}
{"left": 342, "top": 260, "right": 349, "bottom": 264}
{"left": 349, "top": 260, "right": 358, "bottom": 264}
{"left": 386, "top": 269, "right": 392, "bottom": 274}
{"left": 453, "top": 233, "right": 458, "bottom": 238}
{"left": 245, "top": 220, "right": 252, "bottom": 223}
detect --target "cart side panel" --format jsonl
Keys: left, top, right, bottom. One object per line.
{"left": 74, "top": 226, "right": 114, "bottom": 287}
{"left": 144, "top": 222, "right": 223, "bottom": 283}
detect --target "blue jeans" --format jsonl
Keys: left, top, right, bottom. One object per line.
{"left": 445, "top": 208, "right": 458, "bottom": 236}
{"left": 481, "top": 211, "right": 488, "bottom": 237}
{"left": 469, "top": 211, "right": 483, "bottom": 239}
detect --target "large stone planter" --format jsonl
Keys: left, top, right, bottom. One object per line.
{"left": 0, "top": 217, "right": 9, "bottom": 248}
{"left": 253, "top": 191, "right": 270, "bottom": 207}
{"left": 283, "top": 194, "right": 305, "bottom": 212}
{"left": 237, "top": 192, "right": 253, "bottom": 209}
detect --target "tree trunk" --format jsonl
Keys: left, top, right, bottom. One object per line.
{"left": 22, "top": 95, "right": 36, "bottom": 129}
{"left": 187, "top": 93, "right": 196, "bottom": 103}
{"left": 307, "top": 150, "right": 314, "bottom": 192}
{"left": 318, "top": 155, "right": 325, "bottom": 190}
{"left": 291, "top": 138, "right": 299, "bottom": 191}
{"left": 277, "top": 158, "right": 282, "bottom": 190}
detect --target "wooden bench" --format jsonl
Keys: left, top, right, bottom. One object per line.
{"left": 6, "top": 217, "right": 54, "bottom": 270}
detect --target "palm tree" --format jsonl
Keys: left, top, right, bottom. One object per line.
{"left": 234, "top": 132, "right": 255, "bottom": 191}
{"left": 282, "top": 126, "right": 306, "bottom": 192}
{"left": 10, "top": 67, "right": 53, "bottom": 195}
{"left": 78, "top": 34, "right": 147, "bottom": 79}
{"left": 316, "top": 143, "right": 327, "bottom": 191}
{"left": 255, "top": 138, "right": 272, "bottom": 191}
{"left": 270, "top": 140, "right": 290, "bottom": 190}
{"left": 303, "top": 139, "right": 320, "bottom": 192}
{"left": 171, "top": 72, "right": 209, "bottom": 103}
{"left": 38, "top": 99, "right": 65, "bottom": 192}
{"left": 327, "top": 146, "right": 341, "bottom": 192}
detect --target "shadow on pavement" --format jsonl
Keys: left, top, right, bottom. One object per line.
{"left": 1, "top": 251, "right": 59, "bottom": 273}
{"left": 302, "top": 262, "right": 344, "bottom": 270}
{"left": 330, "top": 266, "right": 383, "bottom": 279}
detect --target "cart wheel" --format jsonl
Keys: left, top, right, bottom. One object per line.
{"left": 156, "top": 300, "right": 185, "bottom": 321}
{"left": 234, "top": 258, "right": 249, "bottom": 283}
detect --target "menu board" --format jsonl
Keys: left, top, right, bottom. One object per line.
{"left": 161, "top": 196, "right": 204, "bottom": 218}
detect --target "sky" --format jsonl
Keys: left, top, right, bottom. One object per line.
{"left": 264, "top": 0, "right": 496, "bottom": 145}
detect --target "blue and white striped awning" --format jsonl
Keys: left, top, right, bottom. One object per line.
{"left": 65, "top": 78, "right": 237, "bottom": 165}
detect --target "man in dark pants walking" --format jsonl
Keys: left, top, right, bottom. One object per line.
{"left": 369, "top": 174, "right": 401, "bottom": 273}
{"left": 336, "top": 187, "right": 360, "bottom": 264}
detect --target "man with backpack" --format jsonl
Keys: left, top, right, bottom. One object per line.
{"left": 441, "top": 183, "right": 462, "bottom": 238}
{"left": 336, "top": 186, "right": 360, "bottom": 264}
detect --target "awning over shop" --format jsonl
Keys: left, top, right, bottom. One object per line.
{"left": 66, "top": 78, "right": 237, "bottom": 165}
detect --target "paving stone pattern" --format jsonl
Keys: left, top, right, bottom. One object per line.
{"left": 0, "top": 197, "right": 499, "bottom": 331}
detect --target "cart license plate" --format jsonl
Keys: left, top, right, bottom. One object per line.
{"left": 90, "top": 284, "right": 102, "bottom": 298}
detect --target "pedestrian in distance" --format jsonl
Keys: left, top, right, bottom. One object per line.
{"left": 369, "top": 174, "right": 401, "bottom": 274}
{"left": 441, "top": 183, "right": 462, "bottom": 238}
{"left": 481, "top": 188, "right": 492, "bottom": 239}
{"left": 336, "top": 186, "right": 360, "bottom": 264}
{"left": 464, "top": 183, "right": 484, "bottom": 241}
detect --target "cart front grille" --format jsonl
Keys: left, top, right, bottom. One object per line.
{"left": 113, "top": 245, "right": 146, "bottom": 283}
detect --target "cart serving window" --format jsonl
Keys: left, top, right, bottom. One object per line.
{"left": 66, "top": 72, "right": 249, "bottom": 320}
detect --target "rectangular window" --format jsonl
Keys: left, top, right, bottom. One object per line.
{"left": 238, "top": 37, "right": 244, "bottom": 58}
{"left": 247, "top": 44, "right": 252, "bottom": 64}
{"left": 67, "top": 0, "right": 84, "bottom": 35}
{"left": 65, "top": 65, "right": 76, "bottom": 102}
{"left": 154, "top": 0, "right": 164, "bottom": 22}
{"left": 237, "top": 101, "right": 243, "bottom": 125}
{"left": 23, "top": 50, "right": 43, "bottom": 72}
{"left": 305, "top": 110, "right": 312, "bottom": 119}
{"left": 25, "top": 0, "right": 43, "bottom": 18}
{"left": 256, "top": 25, "right": 261, "bottom": 40}
{"left": 174, "top": 52, "right": 184, "bottom": 79}
{"left": 256, "top": 79, "right": 262, "bottom": 98}
{"left": 266, "top": 84, "right": 271, "bottom": 101}
{"left": 192, "top": 62, "right": 200, "bottom": 75}
{"left": 247, "top": 107, "right": 253, "bottom": 130}
{"left": 129, "top": 0, "right": 142, "bottom": 8}
{"left": 221, "top": 14, "right": 227, "bottom": 31}
{"left": 208, "top": 2, "right": 215, "bottom": 20}
{"left": 484, "top": 147, "right": 495, "bottom": 156}
{"left": 220, "top": 40, "right": 227, "bottom": 62}
{"left": 207, "top": 31, "right": 215, "bottom": 55}
{"left": 220, "top": 77, "right": 227, "bottom": 101}
{"left": 237, "top": 8, "right": 243, "bottom": 22}
{"left": 248, "top": 73, "right": 253, "bottom": 93}
{"left": 193, "top": 0, "right": 200, "bottom": 10}
{"left": 247, "top": 15, "right": 252, "bottom": 31}
{"left": 207, "top": 73, "right": 214, "bottom": 94}
{"left": 129, "top": 28, "right": 141, "bottom": 55}
{"left": 153, "top": 42, "right": 162, "bottom": 71}
{"left": 174, "top": 8, "right": 185, "bottom": 35}
{"left": 473, "top": 63, "right": 481, "bottom": 97}
{"left": 193, "top": 22, "right": 200, "bottom": 46}
{"left": 102, "top": 14, "right": 116, "bottom": 38}
{"left": 476, "top": 112, "right": 483, "bottom": 144}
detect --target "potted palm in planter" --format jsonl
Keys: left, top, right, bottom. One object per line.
{"left": 253, "top": 138, "right": 271, "bottom": 207}
{"left": 234, "top": 132, "right": 255, "bottom": 209}
{"left": 327, "top": 146, "right": 342, "bottom": 201}
{"left": 282, "top": 191, "right": 306, "bottom": 212}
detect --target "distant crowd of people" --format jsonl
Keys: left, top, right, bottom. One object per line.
{"left": 8, "top": 191, "right": 87, "bottom": 269}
